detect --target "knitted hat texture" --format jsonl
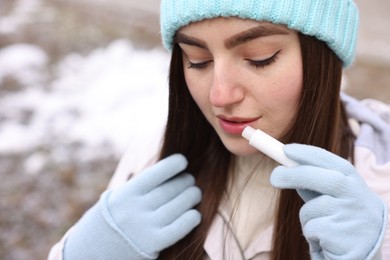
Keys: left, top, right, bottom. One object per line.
{"left": 160, "top": 0, "right": 359, "bottom": 67}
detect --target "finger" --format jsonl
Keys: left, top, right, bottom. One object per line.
{"left": 299, "top": 195, "right": 336, "bottom": 226}
{"left": 302, "top": 216, "right": 340, "bottom": 252}
{"left": 156, "top": 186, "right": 202, "bottom": 225}
{"left": 131, "top": 154, "right": 188, "bottom": 193}
{"left": 146, "top": 173, "right": 196, "bottom": 209}
{"left": 271, "top": 165, "right": 347, "bottom": 197}
{"left": 304, "top": 218, "right": 347, "bottom": 260}
{"left": 297, "top": 189, "right": 321, "bottom": 202}
{"left": 158, "top": 209, "right": 201, "bottom": 249}
{"left": 302, "top": 217, "right": 327, "bottom": 243}
{"left": 310, "top": 249, "right": 324, "bottom": 260}
{"left": 283, "top": 144, "right": 355, "bottom": 176}
{"left": 341, "top": 93, "right": 388, "bottom": 130}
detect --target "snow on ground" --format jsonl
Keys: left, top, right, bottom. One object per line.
{"left": 0, "top": 1, "right": 172, "bottom": 258}
{"left": 0, "top": 44, "right": 48, "bottom": 86}
{"left": 0, "top": 0, "right": 43, "bottom": 34}
{"left": 0, "top": 38, "right": 170, "bottom": 259}
{"left": 0, "top": 39, "right": 169, "bottom": 158}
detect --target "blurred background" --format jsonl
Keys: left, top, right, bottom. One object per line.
{"left": 0, "top": 0, "right": 389, "bottom": 259}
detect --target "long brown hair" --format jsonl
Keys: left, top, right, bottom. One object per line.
{"left": 158, "top": 32, "right": 355, "bottom": 259}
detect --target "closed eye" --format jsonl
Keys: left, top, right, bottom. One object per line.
{"left": 247, "top": 50, "right": 281, "bottom": 69}
{"left": 186, "top": 60, "right": 212, "bottom": 70}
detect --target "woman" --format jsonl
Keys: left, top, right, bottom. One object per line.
{"left": 49, "top": 0, "right": 390, "bottom": 259}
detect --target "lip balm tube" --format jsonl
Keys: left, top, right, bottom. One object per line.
{"left": 242, "top": 126, "right": 298, "bottom": 167}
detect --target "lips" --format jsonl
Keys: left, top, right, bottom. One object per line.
{"left": 217, "top": 116, "right": 260, "bottom": 135}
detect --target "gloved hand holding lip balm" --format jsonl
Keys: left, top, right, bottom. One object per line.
{"left": 271, "top": 144, "right": 387, "bottom": 260}
{"left": 63, "top": 154, "right": 202, "bottom": 260}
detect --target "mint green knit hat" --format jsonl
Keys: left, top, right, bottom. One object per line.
{"left": 160, "top": 0, "right": 359, "bottom": 67}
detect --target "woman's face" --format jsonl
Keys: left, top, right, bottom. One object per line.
{"left": 177, "top": 18, "right": 303, "bottom": 156}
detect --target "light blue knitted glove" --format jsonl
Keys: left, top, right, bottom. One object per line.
{"left": 63, "top": 154, "right": 202, "bottom": 260}
{"left": 341, "top": 93, "right": 390, "bottom": 164}
{"left": 270, "top": 144, "right": 387, "bottom": 260}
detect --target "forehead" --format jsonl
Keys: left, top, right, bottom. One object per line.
{"left": 176, "top": 17, "right": 296, "bottom": 50}
{"left": 178, "top": 17, "right": 291, "bottom": 35}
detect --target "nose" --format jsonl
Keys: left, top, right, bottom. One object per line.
{"left": 209, "top": 61, "right": 245, "bottom": 107}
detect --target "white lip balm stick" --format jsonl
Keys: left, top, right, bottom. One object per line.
{"left": 242, "top": 126, "right": 298, "bottom": 167}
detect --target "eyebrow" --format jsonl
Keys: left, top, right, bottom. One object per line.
{"left": 175, "top": 33, "right": 207, "bottom": 49}
{"left": 226, "top": 25, "right": 290, "bottom": 49}
{"left": 175, "top": 25, "right": 290, "bottom": 50}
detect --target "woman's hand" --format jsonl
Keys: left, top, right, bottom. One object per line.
{"left": 64, "top": 154, "right": 202, "bottom": 260}
{"left": 271, "top": 144, "right": 387, "bottom": 260}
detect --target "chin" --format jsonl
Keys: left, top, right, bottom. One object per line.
{"left": 220, "top": 138, "right": 260, "bottom": 157}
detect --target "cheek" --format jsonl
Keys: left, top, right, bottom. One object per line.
{"left": 276, "top": 47, "right": 303, "bottom": 105}
{"left": 277, "top": 75, "right": 302, "bottom": 106}
{"left": 277, "top": 50, "right": 303, "bottom": 111}
{"left": 263, "top": 62, "right": 303, "bottom": 136}
{"left": 279, "top": 74, "right": 302, "bottom": 123}
{"left": 185, "top": 71, "right": 211, "bottom": 114}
